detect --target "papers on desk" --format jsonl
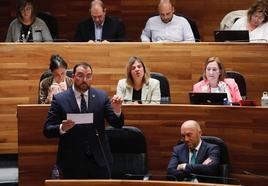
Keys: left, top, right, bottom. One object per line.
{"left": 67, "top": 113, "right": 93, "bottom": 124}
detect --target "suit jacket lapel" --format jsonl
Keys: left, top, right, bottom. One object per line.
{"left": 141, "top": 83, "right": 149, "bottom": 102}
{"left": 102, "top": 17, "right": 109, "bottom": 40}
{"left": 67, "top": 88, "right": 80, "bottom": 113}
{"left": 182, "top": 144, "right": 190, "bottom": 163}
{"left": 125, "top": 86, "right": 133, "bottom": 102}
{"left": 196, "top": 140, "right": 206, "bottom": 163}
{"left": 88, "top": 88, "right": 95, "bottom": 113}
{"left": 89, "top": 18, "right": 96, "bottom": 41}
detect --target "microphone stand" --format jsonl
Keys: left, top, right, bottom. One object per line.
{"left": 95, "top": 128, "right": 112, "bottom": 179}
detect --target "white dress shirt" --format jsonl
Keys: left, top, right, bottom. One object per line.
{"left": 141, "top": 15, "right": 195, "bottom": 42}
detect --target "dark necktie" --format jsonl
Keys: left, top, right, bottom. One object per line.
{"left": 190, "top": 149, "right": 197, "bottom": 164}
{"left": 80, "top": 94, "right": 87, "bottom": 113}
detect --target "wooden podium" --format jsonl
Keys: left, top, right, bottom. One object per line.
{"left": 45, "top": 179, "right": 239, "bottom": 186}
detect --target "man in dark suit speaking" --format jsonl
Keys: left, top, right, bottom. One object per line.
{"left": 43, "top": 62, "right": 124, "bottom": 179}
{"left": 167, "top": 120, "right": 220, "bottom": 182}
{"left": 74, "top": 0, "right": 126, "bottom": 42}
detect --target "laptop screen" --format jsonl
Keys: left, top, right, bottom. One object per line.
{"left": 189, "top": 92, "right": 228, "bottom": 105}
{"left": 214, "top": 30, "right": 249, "bottom": 42}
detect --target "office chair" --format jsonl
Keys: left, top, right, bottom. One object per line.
{"left": 105, "top": 126, "right": 148, "bottom": 179}
{"left": 150, "top": 72, "right": 171, "bottom": 104}
{"left": 0, "top": 154, "right": 18, "bottom": 186}
{"left": 177, "top": 136, "right": 229, "bottom": 184}
{"left": 177, "top": 13, "right": 201, "bottom": 42}
{"left": 38, "top": 69, "right": 73, "bottom": 103}
{"left": 226, "top": 71, "right": 247, "bottom": 100}
{"left": 201, "top": 136, "right": 229, "bottom": 184}
{"left": 37, "top": 11, "right": 59, "bottom": 40}
{"left": 220, "top": 10, "right": 247, "bottom": 30}
{"left": 198, "top": 71, "right": 247, "bottom": 100}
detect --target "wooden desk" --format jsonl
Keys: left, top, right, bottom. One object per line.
{"left": 17, "top": 104, "right": 268, "bottom": 186}
{"left": 2, "top": 42, "right": 268, "bottom": 154}
{"left": 45, "top": 179, "right": 239, "bottom": 186}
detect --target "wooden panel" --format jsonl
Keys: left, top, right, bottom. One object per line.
{"left": 1, "top": 42, "right": 268, "bottom": 154}
{"left": 0, "top": 0, "right": 255, "bottom": 42}
{"left": 45, "top": 179, "right": 238, "bottom": 186}
{"left": 17, "top": 104, "right": 268, "bottom": 186}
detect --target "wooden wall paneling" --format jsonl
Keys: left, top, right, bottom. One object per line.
{"left": 1, "top": 42, "right": 268, "bottom": 154}
{"left": 17, "top": 104, "right": 268, "bottom": 186}
{"left": 0, "top": 0, "right": 256, "bottom": 42}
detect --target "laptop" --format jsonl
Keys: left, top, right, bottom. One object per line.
{"left": 214, "top": 30, "right": 249, "bottom": 42}
{"left": 189, "top": 92, "right": 228, "bottom": 105}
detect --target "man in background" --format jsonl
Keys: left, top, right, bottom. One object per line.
{"left": 141, "top": 0, "right": 195, "bottom": 42}
{"left": 167, "top": 120, "right": 220, "bottom": 182}
{"left": 74, "top": 0, "right": 126, "bottom": 42}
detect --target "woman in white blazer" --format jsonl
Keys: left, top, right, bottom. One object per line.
{"left": 116, "top": 56, "right": 161, "bottom": 104}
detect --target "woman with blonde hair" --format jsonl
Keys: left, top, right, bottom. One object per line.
{"left": 116, "top": 56, "right": 161, "bottom": 104}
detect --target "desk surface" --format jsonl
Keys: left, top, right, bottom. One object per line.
{"left": 17, "top": 104, "right": 268, "bottom": 186}
{"left": 45, "top": 179, "right": 240, "bottom": 186}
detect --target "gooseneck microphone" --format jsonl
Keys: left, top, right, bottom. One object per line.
{"left": 125, "top": 173, "right": 178, "bottom": 181}
{"left": 94, "top": 128, "right": 112, "bottom": 179}
{"left": 190, "top": 173, "right": 241, "bottom": 184}
{"left": 243, "top": 170, "right": 268, "bottom": 179}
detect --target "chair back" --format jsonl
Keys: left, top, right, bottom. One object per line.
{"left": 105, "top": 126, "right": 148, "bottom": 179}
{"left": 220, "top": 10, "right": 247, "bottom": 30}
{"left": 226, "top": 71, "right": 247, "bottom": 99}
{"left": 150, "top": 72, "right": 171, "bottom": 104}
{"left": 177, "top": 13, "right": 201, "bottom": 42}
{"left": 202, "top": 136, "right": 229, "bottom": 184}
{"left": 37, "top": 11, "right": 59, "bottom": 39}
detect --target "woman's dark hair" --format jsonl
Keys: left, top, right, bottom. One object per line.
{"left": 49, "top": 54, "right": 68, "bottom": 72}
{"left": 16, "top": 0, "right": 36, "bottom": 23}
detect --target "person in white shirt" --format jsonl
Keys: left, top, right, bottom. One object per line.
{"left": 231, "top": 0, "right": 268, "bottom": 42}
{"left": 141, "top": 0, "right": 195, "bottom": 42}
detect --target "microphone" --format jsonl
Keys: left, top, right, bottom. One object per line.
{"left": 94, "top": 127, "right": 112, "bottom": 179}
{"left": 190, "top": 173, "right": 241, "bottom": 184}
{"left": 243, "top": 170, "right": 268, "bottom": 179}
{"left": 123, "top": 99, "right": 161, "bottom": 104}
{"left": 125, "top": 173, "right": 178, "bottom": 181}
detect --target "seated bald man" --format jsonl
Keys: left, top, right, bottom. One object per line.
{"left": 167, "top": 120, "right": 220, "bottom": 182}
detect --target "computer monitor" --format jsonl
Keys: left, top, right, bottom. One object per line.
{"left": 189, "top": 92, "right": 228, "bottom": 105}
{"left": 214, "top": 30, "right": 249, "bottom": 42}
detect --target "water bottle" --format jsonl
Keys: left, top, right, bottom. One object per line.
{"left": 51, "top": 165, "right": 60, "bottom": 179}
{"left": 261, "top": 92, "right": 268, "bottom": 106}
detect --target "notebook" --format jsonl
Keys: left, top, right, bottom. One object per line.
{"left": 214, "top": 30, "right": 249, "bottom": 42}
{"left": 189, "top": 92, "right": 228, "bottom": 105}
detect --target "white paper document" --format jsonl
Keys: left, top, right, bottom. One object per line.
{"left": 67, "top": 113, "right": 93, "bottom": 124}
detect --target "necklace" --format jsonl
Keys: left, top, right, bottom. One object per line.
{"left": 21, "top": 30, "right": 31, "bottom": 42}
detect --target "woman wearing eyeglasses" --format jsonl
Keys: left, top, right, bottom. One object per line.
{"left": 5, "top": 0, "right": 52, "bottom": 42}
{"left": 231, "top": 0, "right": 268, "bottom": 42}
{"left": 193, "top": 57, "right": 242, "bottom": 103}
